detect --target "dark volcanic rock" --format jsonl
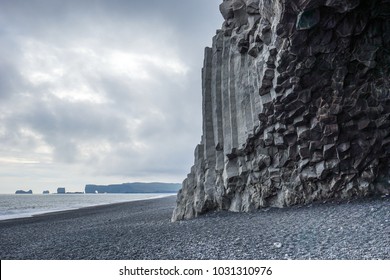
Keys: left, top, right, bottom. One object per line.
{"left": 0, "top": 196, "right": 389, "bottom": 260}
{"left": 172, "top": 0, "right": 390, "bottom": 221}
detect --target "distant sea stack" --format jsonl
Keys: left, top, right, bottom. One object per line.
{"left": 85, "top": 183, "right": 182, "bottom": 194}
{"left": 172, "top": 0, "right": 390, "bottom": 221}
{"left": 57, "top": 187, "right": 66, "bottom": 194}
{"left": 15, "top": 190, "right": 33, "bottom": 194}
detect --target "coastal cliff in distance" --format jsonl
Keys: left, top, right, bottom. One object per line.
{"left": 172, "top": 0, "right": 390, "bottom": 221}
{"left": 85, "top": 182, "right": 181, "bottom": 194}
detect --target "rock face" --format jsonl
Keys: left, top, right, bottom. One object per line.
{"left": 172, "top": 0, "right": 390, "bottom": 221}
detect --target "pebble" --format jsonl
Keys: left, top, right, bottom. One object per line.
{"left": 273, "top": 242, "right": 283, "bottom": 248}
{"left": 0, "top": 196, "right": 389, "bottom": 260}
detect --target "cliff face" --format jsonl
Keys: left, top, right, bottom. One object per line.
{"left": 172, "top": 0, "right": 390, "bottom": 221}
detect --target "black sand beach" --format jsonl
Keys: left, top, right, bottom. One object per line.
{"left": 0, "top": 195, "right": 389, "bottom": 260}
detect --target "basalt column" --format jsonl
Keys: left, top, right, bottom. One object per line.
{"left": 172, "top": 0, "right": 390, "bottom": 221}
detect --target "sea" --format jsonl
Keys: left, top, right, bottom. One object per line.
{"left": 0, "top": 193, "right": 174, "bottom": 221}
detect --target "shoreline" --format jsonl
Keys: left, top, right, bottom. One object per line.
{"left": 0, "top": 195, "right": 388, "bottom": 260}
{"left": 0, "top": 193, "right": 176, "bottom": 222}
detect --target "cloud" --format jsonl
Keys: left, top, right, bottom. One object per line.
{"left": 0, "top": 0, "right": 222, "bottom": 193}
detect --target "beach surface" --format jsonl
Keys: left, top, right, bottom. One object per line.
{"left": 0, "top": 195, "right": 389, "bottom": 260}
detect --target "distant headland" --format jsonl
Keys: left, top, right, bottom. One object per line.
{"left": 85, "top": 182, "right": 181, "bottom": 194}
{"left": 12, "top": 182, "right": 181, "bottom": 195}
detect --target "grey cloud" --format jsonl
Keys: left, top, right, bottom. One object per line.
{"left": 0, "top": 0, "right": 222, "bottom": 193}
{"left": 19, "top": 98, "right": 131, "bottom": 156}
{"left": 0, "top": 63, "right": 19, "bottom": 100}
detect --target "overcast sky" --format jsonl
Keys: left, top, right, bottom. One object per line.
{"left": 0, "top": 0, "right": 222, "bottom": 193}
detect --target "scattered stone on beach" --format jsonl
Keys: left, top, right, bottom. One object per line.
{"left": 273, "top": 242, "right": 283, "bottom": 249}
{"left": 0, "top": 196, "right": 389, "bottom": 260}
{"left": 172, "top": 0, "right": 390, "bottom": 221}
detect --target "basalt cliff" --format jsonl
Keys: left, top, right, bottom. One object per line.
{"left": 172, "top": 0, "right": 390, "bottom": 221}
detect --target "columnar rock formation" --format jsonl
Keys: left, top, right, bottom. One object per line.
{"left": 172, "top": 0, "right": 390, "bottom": 221}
